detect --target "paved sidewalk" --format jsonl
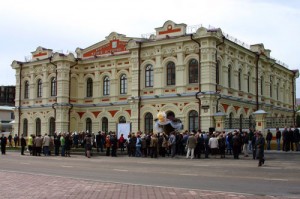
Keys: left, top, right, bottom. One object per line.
{"left": 0, "top": 171, "right": 293, "bottom": 199}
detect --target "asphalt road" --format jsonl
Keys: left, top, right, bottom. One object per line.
{"left": 0, "top": 151, "right": 299, "bottom": 198}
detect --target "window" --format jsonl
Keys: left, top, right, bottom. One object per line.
{"left": 167, "top": 62, "right": 175, "bottom": 85}
{"left": 11, "top": 112, "right": 14, "bottom": 120}
{"left": 228, "top": 65, "right": 231, "bottom": 88}
{"left": 36, "top": 118, "right": 41, "bottom": 135}
{"left": 261, "top": 76, "right": 264, "bottom": 95}
{"left": 189, "top": 59, "right": 198, "bottom": 83}
{"left": 103, "top": 76, "right": 110, "bottom": 95}
{"left": 270, "top": 76, "right": 273, "bottom": 97}
{"left": 277, "top": 83, "right": 279, "bottom": 100}
{"left": 216, "top": 61, "right": 220, "bottom": 85}
{"left": 86, "top": 118, "right": 92, "bottom": 133}
{"left": 119, "top": 116, "right": 126, "bottom": 123}
{"left": 24, "top": 81, "right": 29, "bottom": 99}
{"left": 37, "top": 79, "right": 42, "bottom": 98}
{"left": 102, "top": 117, "right": 108, "bottom": 133}
{"left": 145, "top": 64, "right": 154, "bottom": 87}
{"left": 144, "top": 113, "right": 153, "bottom": 133}
{"left": 188, "top": 110, "right": 198, "bottom": 132}
{"left": 51, "top": 77, "right": 56, "bottom": 96}
{"left": 23, "top": 119, "right": 28, "bottom": 137}
{"left": 49, "top": 117, "right": 55, "bottom": 136}
{"left": 247, "top": 72, "right": 250, "bottom": 93}
{"left": 86, "top": 78, "right": 93, "bottom": 97}
{"left": 120, "top": 74, "right": 127, "bottom": 94}
{"left": 238, "top": 69, "right": 242, "bottom": 91}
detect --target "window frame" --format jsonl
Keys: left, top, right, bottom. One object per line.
{"left": 86, "top": 78, "right": 93, "bottom": 97}
{"left": 50, "top": 77, "right": 57, "bottom": 96}
{"left": 145, "top": 64, "right": 154, "bottom": 87}
{"left": 167, "top": 62, "right": 176, "bottom": 86}
{"left": 120, "top": 74, "right": 127, "bottom": 94}
{"left": 37, "top": 79, "right": 42, "bottom": 98}
{"left": 189, "top": 59, "right": 198, "bottom": 84}
{"left": 103, "top": 76, "right": 110, "bottom": 96}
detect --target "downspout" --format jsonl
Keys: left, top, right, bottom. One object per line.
{"left": 215, "top": 36, "right": 225, "bottom": 92}
{"left": 49, "top": 57, "right": 58, "bottom": 134}
{"left": 68, "top": 59, "right": 79, "bottom": 132}
{"left": 138, "top": 42, "right": 142, "bottom": 131}
{"left": 190, "top": 34, "right": 202, "bottom": 130}
{"left": 255, "top": 53, "right": 260, "bottom": 110}
{"left": 292, "top": 72, "right": 296, "bottom": 126}
{"left": 18, "top": 63, "right": 23, "bottom": 137}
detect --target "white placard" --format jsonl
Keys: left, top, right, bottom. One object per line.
{"left": 117, "top": 123, "right": 130, "bottom": 139}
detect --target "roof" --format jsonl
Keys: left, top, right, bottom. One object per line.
{"left": 0, "top": 106, "right": 14, "bottom": 111}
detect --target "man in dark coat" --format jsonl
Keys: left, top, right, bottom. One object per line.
{"left": 1, "top": 134, "right": 7, "bottom": 154}
{"left": 256, "top": 132, "right": 265, "bottom": 167}
{"left": 110, "top": 134, "right": 118, "bottom": 157}
{"left": 266, "top": 129, "right": 273, "bottom": 150}
{"left": 20, "top": 134, "right": 26, "bottom": 155}
{"left": 293, "top": 127, "right": 300, "bottom": 151}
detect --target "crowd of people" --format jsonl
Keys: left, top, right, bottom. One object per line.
{"left": 1, "top": 127, "right": 299, "bottom": 167}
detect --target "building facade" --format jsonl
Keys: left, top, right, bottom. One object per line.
{"left": 11, "top": 20, "right": 298, "bottom": 136}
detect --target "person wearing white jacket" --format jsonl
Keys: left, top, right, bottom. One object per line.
{"left": 208, "top": 133, "right": 219, "bottom": 158}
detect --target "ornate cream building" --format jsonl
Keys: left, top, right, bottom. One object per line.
{"left": 11, "top": 20, "right": 298, "bottom": 136}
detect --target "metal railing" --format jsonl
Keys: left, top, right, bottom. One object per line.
{"left": 265, "top": 117, "right": 294, "bottom": 129}
{"left": 224, "top": 118, "right": 255, "bottom": 130}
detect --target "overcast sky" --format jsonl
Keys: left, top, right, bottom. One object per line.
{"left": 0, "top": 0, "right": 299, "bottom": 96}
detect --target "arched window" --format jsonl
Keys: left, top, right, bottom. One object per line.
{"left": 238, "top": 69, "right": 242, "bottom": 91}
{"left": 239, "top": 114, "right": 243, "bottom": 130}
{"left": 24, "top": 81, "right": 29, "bottom": 99}
{"left": 229, "top": 112, "right": 233, "bottom": 129}
{"left": 167, "top": 62, "right": 175, "bottom": 85}
{"left": 23, "top": 119, "right": 28, "bottom": 137}
{"left": 261, "top": 76, "right": 264, "bottom": 95}
{"left": 144, "top": 112, "right": 153, "bottom": 134}
{"left": 247, "top": 72, "right": 250, "bottom": 93}
{"left": 189, "top": 59, "right": 198, "bottom": 83}
{"left": 102, "top": 117, "right": 108, "bottom": 133}
{"left": 51, "top": 77, "right": 56, "bottom": 96}
{"left": 216, "top": 61, "right": 220, "bottom": 85}
{"left": 103, "top": 76, "right": 110, "bottom": 96}
{"left": 228, "top": 65, "right": 231, "bottom": 88}
{"left": 86, "top": 78, "right": 93, "bottom": 97}
{"left": 86, "top": 118, "right": 92, "bottom": 133}
{"left": 36, "top": 118, "right": 41, "bottom": 135}
{"left": 37, "top": 79, "right": 42, "bottom": 98}
{"left": 49, "top": 117, "right": 55, "bottom": 136}
{"left": 119, "top": 116, "right": 126, "bottom": 123}
{"left": 188, "top": 110, "right": 198, "bottom": 132}
{"left": 145, "top": 64, "right": 153, "bottom": 87}
{"left": 120, "top": 74, "right": 127, "bottom": 94}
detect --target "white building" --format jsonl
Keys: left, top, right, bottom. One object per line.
{"left": 11, "top": 20, "right": 298, "bottom": 136}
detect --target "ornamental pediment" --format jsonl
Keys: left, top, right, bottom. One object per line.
{"left": 155, "top": 20, "right": 187, "bottom": 39}
{"left": 76, "top": 32, "right": 131, "bottom": 59}
{"left": 31, "top": 46, "right": 53, "bottom": 61}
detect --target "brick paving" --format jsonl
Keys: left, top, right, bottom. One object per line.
{"left": 0, "top": 171, "right": 293, "bottom": 199}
